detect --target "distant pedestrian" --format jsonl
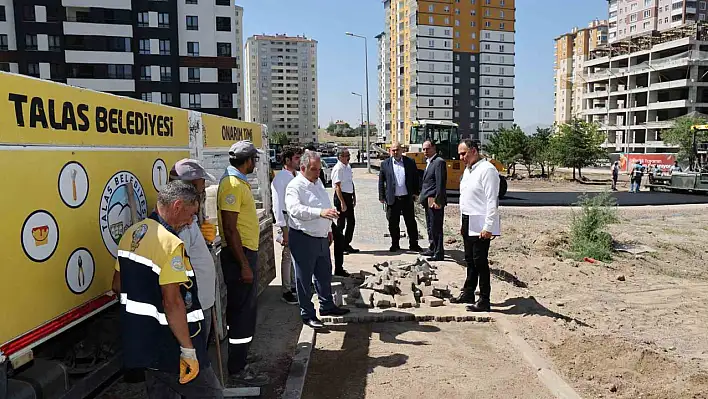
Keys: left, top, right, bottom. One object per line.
{"left": 630, "top": 161, "right": 644, "bottom": 193}
{"left": 671, "top": 161, "right": 683, "bottom": 173}
{"left": 451, "top": 140, "right": 499, "bottom": 313}
{"left": 611, "top": 161, "right": 619, "bottom": 191}
{"left": 357, "top": 151, "right": 362, "bottom": 164}
{"left": 420, "top": 140, "right": 447, "bottom": 261}
{"left": 285, "top": 151, "right": 351, "bottom": 330}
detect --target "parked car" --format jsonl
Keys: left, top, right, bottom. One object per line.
{"left": 319, "top": 156, "right": 333, "bottom": 187}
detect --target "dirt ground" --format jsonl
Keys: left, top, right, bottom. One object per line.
{"left": 506, "top": 167, "right": 630, "bottom": 193}
{"left": 442, "top": 197, "right": 708, "bottom": 399}
{"left": 302, "top": 322, "right": 554, "bottom": 399}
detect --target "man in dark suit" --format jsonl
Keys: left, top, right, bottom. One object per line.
{"left": 378, "top": 143, "right": 424, "bottom": 252}
{"left": 419, "top": 140, "right": 447, "bottom": 261}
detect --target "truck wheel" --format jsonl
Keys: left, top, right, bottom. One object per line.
{"left": 499, "top": 176, "right": 508, "bottom": 198}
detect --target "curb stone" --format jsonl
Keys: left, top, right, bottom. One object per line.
{"left": 281, "top": 325, "right": 316, "bottom": 399}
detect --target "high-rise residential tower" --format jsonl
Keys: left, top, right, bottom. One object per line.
{"left": 609, "top": 0, "right": 708, "bottom": 43}
{"left": 0, "top": 0, "right": 245, "bottom": 119}
{"left": 553, "top": 20, "right": 608, "bottom": 124}
{"left": 381, "top": 0, "right": 515, "bottom": 145}
{"left": 244, "top": 34, "right": 318, "bottom": 144}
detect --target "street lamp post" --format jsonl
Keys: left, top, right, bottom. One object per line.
{"left": 352, "top": 92, "right": 364, "bottom": 162}
{"left": 346, "top": 32, "right": 372, "bottom": 173}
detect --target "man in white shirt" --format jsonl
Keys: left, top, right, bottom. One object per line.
{"left": 331, "top": 148, "right": 359, "bottom": 254}
{"left": 285, "top": 151, "right": 351, "bottom": 329}
{"left": 271, "top": 146, "right": 302, "bottom": 305}
{"left": 451, "top": 140, "right": 500, "bottom": 312}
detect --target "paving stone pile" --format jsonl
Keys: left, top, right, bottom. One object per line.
{"left": 342, "top": 258, "right": 457, "bottom": 309}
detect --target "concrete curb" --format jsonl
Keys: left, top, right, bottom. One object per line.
{"left": 281, "top": 325, "right": 316, "bottom": 399}
{"left": 495, "top": 317, "right": 582, "bottom": 399}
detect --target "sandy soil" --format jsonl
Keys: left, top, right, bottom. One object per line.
{"left": 442, "top": 203, "right": 708, "bottom": 399}
{"left": 506, "top": 169, "right": 631, "bottom": 193}
{"left": 302, "top": 322, "right": 554, "bottom": 399}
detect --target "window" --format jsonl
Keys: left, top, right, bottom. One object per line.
{"left": 499, "top": 100, "right": 504, "bottom": 108}
{"left": 140, "top": 66, "right": 151, "bottom": 80}
{"left": 108, "top": 37, "right": 131, "bottom": 52}
{"left": 141, "top": 93, "right": 152, "bottom": 102}
{"left": 218, "top": 68, "right": 231, "bottom": 82}
{"left": 0, "top": 62, "right": 11, "bottom": 72}
{"left": 643, "top": 10, "right": 651, "bottom": 18}
{"left": 139, "top": 39, "right": 150, "bottom": 54}
{"left": 428, "top": 111, "right": 434, "bottom": 118}
{"left": 499, "top": 45, "right": 505, "bottom": 52}
{"left": 428, "top": 99, "right": 434, "bottom": 106}
{"left": 27, "top": 63, "right": 40, "bottom": 77}
{"left": 158, "top": 12, "right": 169, "bottom": 27}
{"left": 46, "top": 35, "right": 61, "bottom": 52}
{"left": 188, "top": 67, "right": 200, "bottom": 82}
{"left": 216, "top": 0, "right": 231, "bottom": 4}
{"left": 107, "top": 64, "right": 132, "bottom": 79}
{"left": 159, "top": 39, "right": 170, "bottom": 55}
{"left": 429, "top": 16, "right": 434, "bottom": 24}
{"left": 23, "top": 5, "right": 35, "bottom": 21}
{"left": 189, "top": 93, "right": 201, "bottom": 108}
{"left": 160, "top": 66, "right": 172, "bottom": 82}
{"left": 219, "top": 92, "right": 232, "bottom": 108}
{"left": 0, "top": 34, "right": 8, "bottom": 51}
{"left": 137, "top": 12, "right": 149, "bottom": 27}
{"left": 500, "top": 10, "right": 505, "bottom": 18}
{"left": 186, "top": 16, "right": 198, "bottom": 30}
{"left": 701, "top": 1, "right": 707, "bottom": 10}
{"left": 161, "top": 92, "right": 173, "bottom": 105}
{"left": 217, "top": 42, "right": 232, "bottom": 57}
{"left": 485, "top": 21, "right": 491, "bottom": 28}
{"left": 187, "top": 41, "right": 199, "bottom": 56}
{"left": 500, "top": 22, "right": 505, "bottom": 29}
{"left": 0, "top": 5, "right": 5, "bottom": 22}
{"left": 499, "top": 78, "right": 504, "bottom": 85}
{"left": 186, "top": 0, "right": 197, "bottom": 3}
{"left": 444, "top": 99, "right": 450, "bottom": 106}
{"left": 25, "top": 34, "right": 38, "bottom": 51}
{"left": 216, "top": 16, "right": 231, "bottom": 31}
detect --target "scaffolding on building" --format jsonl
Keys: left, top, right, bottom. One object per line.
{"left": 588, "top": 22, "right": 708, "bottom": 60}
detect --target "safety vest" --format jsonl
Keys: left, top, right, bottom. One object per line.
{"left": 116, "top": 214, "right": 209, "bottom": 373}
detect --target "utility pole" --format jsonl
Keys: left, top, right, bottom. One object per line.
{"left": 352, "top": 92, "right": 364, "bottom": 162}
{"left": 346, "top": 32, "right": 372, "bottom": 173}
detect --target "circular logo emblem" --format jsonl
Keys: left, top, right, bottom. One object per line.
{"left": 21, "top": 210, "right": 60, "bottom": 263}
{"left": 66, "top": 248, "right": 95, "bottom": 294}
{"left": 99, "top": 171, "right": 148, "bottom": 258}
{"left": 152, "top": 159, "right": 168, "bottom": 192}
{"left": 58, "top": 161, "right": 89, "bottom": 208}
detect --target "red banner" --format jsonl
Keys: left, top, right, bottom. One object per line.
{"left": 618, "top": 153, "right": 677, "bottom": 172}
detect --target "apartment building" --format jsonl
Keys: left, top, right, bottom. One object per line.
{"left": 376, "top": 30, "right": 391, "bottom": 143}
{"left": 582, "top": 23, "right": 708, "bottom": 154}
{"left": 0, "top": 0, "right": 244, "bottom": 119}
{"left": 244, "top": 34, "right": 318, "bottom": 143}
{"left": 381, "top": 0, "right": 516, "bottom": 145}
{"left": 609, "top": 0, "right": 708, "bottom": 43}
{"left": 554, "top": 20, "right": 608, "bottom": 124}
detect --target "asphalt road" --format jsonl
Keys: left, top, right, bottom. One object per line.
{"left": 496, "top": 191, "right": 708, "bottom": 207}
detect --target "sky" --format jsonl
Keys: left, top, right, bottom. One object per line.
{"left": 241, "top": 0, "right": 609, "bottom": 131}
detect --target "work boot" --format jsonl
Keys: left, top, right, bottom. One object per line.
{"left": 334, "top": 269, "right": 350, "bottom": 277}
{"left": 389, "top": 244, "right": 401, "bottom": 252}
{"left": 450, "top": 292, "right": 476, "bottom": 304}
{"left": 230, "top": 365, "right": 269, "bottom": 387}
{"left": 281, "top": 291, "right": 298, "bottom": 305}
{"left": 409, "top": 243, "right": 424, "bottom": 252}
{"left": 345, "top": 245, "right": 360, "bottom": 253}
{"left": 466, "top": 298, "right": 491, "bottom": 312}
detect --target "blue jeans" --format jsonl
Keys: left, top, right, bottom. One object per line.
{"left": 289, "top": 229, "right": 337, "bottom": 320}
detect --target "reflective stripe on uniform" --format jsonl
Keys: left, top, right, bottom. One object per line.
{"left": 118, "top": 250, "right": 161, "bottom": 275}
{"left": 228, "top": 336, "right": 253, "bottom": 344}
{"left": 186, "top": 270, "right": 195, "bottom": 277}
{"left": 120, "top": 293, "right": 205, "bottom": 325}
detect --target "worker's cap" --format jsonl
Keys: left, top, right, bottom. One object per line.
{"left": 170, "top": 159, "right": 216, "bottom": 181}
{"left": 228, "top": 140, "right": 263, "bottom": 159}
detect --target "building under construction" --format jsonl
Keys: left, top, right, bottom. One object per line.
{"left": 583, "top": 22, "right": 708, "bottom": 154}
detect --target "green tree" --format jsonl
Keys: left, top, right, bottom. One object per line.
{"left": 270, "top": 131, "right": 289, "bottom": 146}
{"left": 484, "top": 124, "right": 529, "bottom": 175}
{"left": 662, "top": 115, "right": 708, "bottom": 171}
{"left": 529, "top": 127, "right": 555, "bottom": 177}
{"left": 551, "top": 119, "right": 607, "bottom": 180}
{"left": 326, "top": 122, "right": 337, "bottom": 134}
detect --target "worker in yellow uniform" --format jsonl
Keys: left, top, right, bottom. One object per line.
{"left": 115, "top": 181, "right": 223, "bottom": 398}
{"left": 217, "top": 140, "right": 268, "bottom": 387}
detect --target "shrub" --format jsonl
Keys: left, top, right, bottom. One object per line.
{"left": 568, "top": 192, "right": 618, "bottom": 262}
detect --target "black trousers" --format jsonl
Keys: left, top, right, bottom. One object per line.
{"left": 333, "top": 192, "right": 355, "bottom": 245}
{"left": 424, "top": 203, "right": 444, "bottom": 258}
{"left": 461, "top": 215, "right": 491, "bottom": 301}
{"left": 331, "top": 222, "right": 345, "bottom": 272}
{"left": 220, "top": 247, "right": 258, "bottom": 375}
{"left": 386, "top": 195, "right": 418, "bottom": 247}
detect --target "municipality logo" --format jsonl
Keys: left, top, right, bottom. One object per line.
{"left": 100, "top": 171, "right": 148, "bottom": 257}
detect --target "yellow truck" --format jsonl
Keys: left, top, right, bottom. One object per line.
{"left": 402, "top": 120, "right": 508, "bottom": 197}
{"left": 0, "top": 72, "right": 271, "bottom": 397}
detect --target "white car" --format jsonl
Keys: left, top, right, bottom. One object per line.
{"left": 319, "top": 155, "right": 333, "bottom": 187}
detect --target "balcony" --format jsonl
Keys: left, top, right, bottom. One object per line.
{"left": 586, "top": 107, "right": 608, "bottom": 115}
{"left": 645, "top": 120, "right": 674, "bottom": 129}
{"left": 585, "top": 90, "right": 608, "bottom": 99}
{"left": 649, "top": 79, "right": 690, "bottom": 90}
{"left": 647, "top": 99, "right": 689, "bottom": 109}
